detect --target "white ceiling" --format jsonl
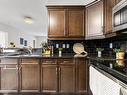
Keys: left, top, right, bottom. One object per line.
{"left": 0, "top": 0, "right": 94, "bottom": 36}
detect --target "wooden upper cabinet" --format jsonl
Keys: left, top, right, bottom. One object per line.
{"left": 86, "top": 0, "right": 116, "bottom": 39}
{"left": 47, "top": 6, "right": 85, "bottom": 40}
{"left": 104, "top": 0, "right": 117, "bottom": 35}
{"left": 48, "top": 9, "right": 66, "bottom": 38}
{"left": 68, "top": 9, "right": 85, "bottom": 37}
{"left": 86, "top": 0, "right": 104, "bottom": 39}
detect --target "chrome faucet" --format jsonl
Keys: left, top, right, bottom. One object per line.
{"left": 27, "top": 46, "right": 33, "bottom": 55}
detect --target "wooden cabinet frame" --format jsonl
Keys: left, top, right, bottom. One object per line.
{"left": 47, "top": 6, "right": 85, "bottom": 40}
{"left": 86, "top": 0, "right": 118, "bottom": 39}
{"left": 0, "top": 58, "right": 88, "bottom": 95}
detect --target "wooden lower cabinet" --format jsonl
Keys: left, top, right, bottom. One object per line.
{"left": 0, "top": 58, "right": 88, "bottom": 95}
{"left": 59, "top": 65, "right": 75, "bottom": 93}
{"left": 41, "top": 65, "right": 57, "bottom": 92}
{"left": 77, "top": 59, "right": 88, "bottom": 93}
{"left": 20, "top": 64, "right": 39, "bottom": 92}
{"left": 0, "top": 64, "right": 18, "bottom": 92}
{"left": 0, "top": 59, "right": 18, "bottom": 93}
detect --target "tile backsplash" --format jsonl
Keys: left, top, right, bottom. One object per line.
{"left": 48, "top": 35, "right": 127, "bottom": 56}
{"left": 85, "top": 36, "right": 127, "bottom": 57}
{"left": 48, "top": 40, "right": 85, "bottom": 54}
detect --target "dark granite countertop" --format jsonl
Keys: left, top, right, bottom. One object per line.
{"left": 1, "top": 53, "right": 127, "bottom": 84}
{"left": 88, "top": 55, "right": 127, "bottom": 84}
{"left": 87, "top": 54, "right": 121, "bottom": 61}
{"left": 0, "top": 53, "right": 87, "bottom": 59}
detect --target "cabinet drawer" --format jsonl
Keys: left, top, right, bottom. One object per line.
{"left": 0, "top": 64, "right": 18, "bottom": 69}
{"left": 58, "top": 59, "right": 74, "bottom": 65}
{"left": 21, "top": 59, "right": 39, "bottom": 64}
{"left": 42, "top": 59, "right": 56, "bottom": 64}
{"left": 0, "top": 59, "right": 17, "bottom": 64}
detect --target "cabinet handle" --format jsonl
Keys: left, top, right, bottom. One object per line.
{"left": 63, "top": 61, "right": 70, "bottom": 63}
{"left": 45, "top": 61, "right": 53, "bottom": 63}
{"left": 56, "top": 67, "right": 61, "bottom": 74}
{"left": 62, "top": 60, "right": 71, "bottom": 63}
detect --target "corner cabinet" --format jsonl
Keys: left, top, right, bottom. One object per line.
{"left": 86, "top": 0, "right": 104, "bottom": 39}
{"left": 47, "top": 6, "right": 85, "bottom": 40}
{"left": 86, "top": 0, "right": 116, "bottom": 39}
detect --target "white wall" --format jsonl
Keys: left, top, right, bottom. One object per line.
{"left": 18, "top": 34, "right": 36, "bottom": 48}
{"left": 35, "top": 36, "right": 47, "bottom": 48}
{"left": 0, "top": 31, "right": 8, "bottom": 47}
{"left": 0, "top": 23, "right": 36, "bottom": 48}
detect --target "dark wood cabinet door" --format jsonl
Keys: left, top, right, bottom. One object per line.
{"left": 68, "top": 9, "right": 85, "bottom": 37}
{"left": 58, "top": 59, "right": 75, "bottom": 93}
{"left": 86, "top": 0, "right": 104, "bottom": 39}
{"left": 0, "top": 64, "right": 18, "bottom": 92}
{"left": 48, "top": 9, "right": 66, "bottom": 38}
{"left": 59, "top": 65, "right": 75, "bottom": 93}
{"left": 104, "top": 0, "right": 116, "bottom": 34}
{"left": 47, "top": 6, "right": 85, "bottom": 40}
{"left": 77, "top": 59, "right": 88, "bottom": 93}
{"left": 41, "top": 65, "right": 57, "bottom": 92}
{"left": 20, "top": 64, "right": 39, "bottom": 91}
{"left": 0, "top": 59, "right": 18, "bottom": 92}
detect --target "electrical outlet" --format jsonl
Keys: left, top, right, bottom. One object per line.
{"left": 66, "top": 44, "right": 69, "bottom": 48}
{"left": 56, "top": 44, "right": 59, "bottom": 48}
{"left": 109, "top": 43, "right": 113, "bottom": 49}
{"left": 62, "top": 44, "right": 65, "bottom": 48}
